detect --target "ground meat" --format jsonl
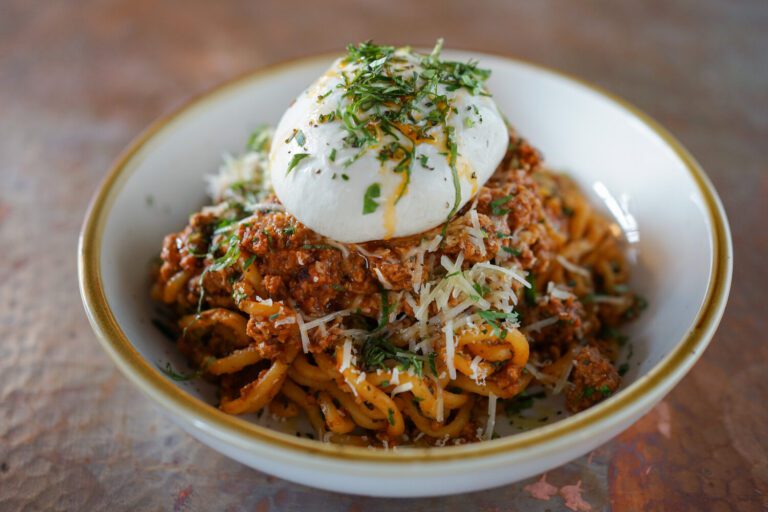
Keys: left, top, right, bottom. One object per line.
{"left": 493, "top": 363, "right": 525, "bottom": 396}
{"left": 525, "top": 296, "right": 586, "bottom": 361}
{"left": 159, "top": 211, "right": 218, "bottom": 281}
{"left": 565, "top": 346, "right": 621, "bottom": 412}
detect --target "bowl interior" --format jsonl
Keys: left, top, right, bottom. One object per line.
{"left": 95, "top": 51, "right": 714, "bottom": 439}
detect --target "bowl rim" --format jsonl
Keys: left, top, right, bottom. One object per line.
{"left": 78, "top": 49, "right": 732, "bottom": 463}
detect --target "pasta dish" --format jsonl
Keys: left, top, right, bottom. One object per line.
{"left": 151, "top": 41, "right": 644, "bottom": 447}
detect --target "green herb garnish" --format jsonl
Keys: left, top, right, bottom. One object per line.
{"left": 477, "top": 310, "right": 518, "bottom": 337}
{"left": 363, "top": 183, "right": 381, "bottom": 214}
{"left": 524, "top": 273, "right": 537, "bottom": 306}
{"left": 246, "top": 125, "right": 271, "bottom": 152}
{"left": 157, "top": 361, "right": 202, "bottom": 382}
{"left": 490, "top": 195, "right": 513, "bottom": 216}
{"left": 286, "top": 153, "right": 310, "bottom": 175}
{"left": 361, "top": 336, "right": 425, "bottom": 377}
{"left": 243, "top": 254, "right": 256, "bottom": 269}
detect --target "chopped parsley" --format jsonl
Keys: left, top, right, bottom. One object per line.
{"left": 387, "top": 408, "right": 395, "bottom": 426}
{"left": 524, "top": 273, "right": 537, "bottom": 306}
{"left": 246, "top": 125, "right": 271, "bottom": 153}
{"left": 363, "top": 183, "right": 381, "bottom": 214}
{"left": 490, "top": 195, "right": 513, "bottom": 216}
{"left": 197, "top": 232, "right": 242, "bottom": 314}
{"left": 428, "top": 352, "right": 437, "bottom": 376}
{"left": 477, "top": 310, "right": 518, "bottom": 337}
{"left": 286, "top": 153, "right": 310, "bottom": 175}
{"left": 361, "top": 336, "right": 425, "bottom": 377}
{"left": 501, "top": 246, "right": 522, "bottom": 257}
{"left": 329, "top": 147, "right": 337, "bottom": 162}
{"left": 157, "top": 361, "right": 202, "bottom": 382}
{"left": 472, "top": 282, "right": 490, "bottom": 297}
{"left": 243, "top": 254, "right": 256, "bottom": 269}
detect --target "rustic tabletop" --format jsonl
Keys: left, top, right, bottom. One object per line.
{"left": 1, "top": 1, "right": 766, "bottom": 510}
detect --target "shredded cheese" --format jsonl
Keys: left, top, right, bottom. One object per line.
{"left": 474, "top": 261, "right": 530, "bottom": 288}
{"left": 591, "top": 294, "right": 630, "bottom": 306}
{"left": 523, "top": 316, "right": 559, "bottom": 333}
{"left": 552, "top": 360, "right": 574, "bottom": 394}
{"left": 339, "top": 339, "right": 353, "bottom": 372}
{"left": 468, "top": 209, "right": 487, "bottom": 256}
{"left": 274, "top": 316, "right": 296, "bottom": 327}
{"left": 547, "top": 281, "right": 575, "bottom": 300}
{"left": 295, "top": 313, "right": 310, "bottom": 353}
{"left": 303, "top": 309, "right": 352, "bottom": 330}
{"left": 390, "top": 382, "right": 414, "bottom": 397}
{"left": 470, "top": 355, "right": 485, "bottom": 384}
{"left": 444, "top": 318, "right": 456, "bottom": 380}
{"left": 323, "top": 239, "right": 350, "bottom": 258}
{"left": 484, "top": 393, "right": 497, "bottom": 440}
{"left": 373, "top": 268, "right": 394, "bottom": 290}
{"left": 556, "top": 255, "right": 591, "bottom": 278}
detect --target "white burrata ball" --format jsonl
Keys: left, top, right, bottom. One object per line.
{"left": 269, "top": 47, "right": 508, "bottom": 243}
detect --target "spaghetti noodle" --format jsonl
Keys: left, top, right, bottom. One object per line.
{"left": 150, "top": 128, "right": 644, "bottom": 447}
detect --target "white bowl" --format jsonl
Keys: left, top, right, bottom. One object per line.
{"left": 78, "top": 50, "right": 732, "bottom": 497}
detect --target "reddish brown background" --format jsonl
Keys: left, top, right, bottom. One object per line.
{"left": 0, "top": 1, "right": 766, "bottom": 510}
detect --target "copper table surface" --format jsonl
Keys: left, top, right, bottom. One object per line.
{"left": 0, "top": 0, "right": 765, "bottom": 510}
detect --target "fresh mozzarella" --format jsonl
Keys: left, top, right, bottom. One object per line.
{"left": 269, "top": 48, "right": 508, "bottom": 243}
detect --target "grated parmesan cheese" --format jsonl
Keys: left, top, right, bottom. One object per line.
{"left": 339, "top": 339, "right": 353, "bottom": 372}
{"left": 468, "top": 209, "right": 487, "bottom": 257}
{"left": 274, "top": 316, "right": 296, "bottom": 327}
{"left": 523, "top": 316, "right": 559, "bottom": 333}
{"left": 390, "top": 382, "right": 414, "bottom": 397}
{"left": 547, "top": 281, "right": 575, "bottom": 300}
{"left": 483, "top": 393, "right": 497, "bottom": 440}
{"left": 552, "top": 360, "right": 574, "bottom": 394}
{"left": 444, "top": 318, "right": 456, "bottom": 380}
{"left": 474, "top": 261, "right": 530, "bottom": 288}
{"left": 373, "top": 268, "right": 394, "bottom": 290}
{"left": 470, "top": 355, "right": 485, "bottom": 384}
{"left": 591, "top": 294, "right": 630, "bottom": 306}
{"left": 556, "top": 255, "right": 591, "bottom": 278}
{"left": 323, "top": 239, "right": 350, "bottom": 257}
{"left": 303, "top": 309, "right": 353, "bottom": 330}
{"left": 295, "top": 313, "right": 310, "bottom": 353}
